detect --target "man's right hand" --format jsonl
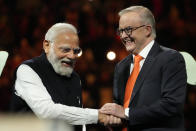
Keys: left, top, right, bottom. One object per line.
{"left": 98, "top": 111, "right": 122, "bottom": 126}
{"left": 99, "top": 103, "right": 126, "bottom": 119}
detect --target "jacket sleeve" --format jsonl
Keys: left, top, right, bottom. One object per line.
{"left": 15, "top": 64, "right": 98, "bottom": 125}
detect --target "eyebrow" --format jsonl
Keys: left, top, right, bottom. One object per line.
{"left": 58, "top": 45, "right": 71, "bottom": 49}
{"left": 58, "top": 45, "right": 80, "bottom": 49}
{"left": 119, "top": 26, "right": 133, "bottom": 29}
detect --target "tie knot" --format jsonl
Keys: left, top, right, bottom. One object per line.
{"left": 134, "top": 55, "right": 143, "bottom": 63}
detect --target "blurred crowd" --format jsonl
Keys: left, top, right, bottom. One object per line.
{"left": 0, "top": 0, "right": 196, "bottom": 130}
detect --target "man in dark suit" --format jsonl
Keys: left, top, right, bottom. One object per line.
{"left": 100, "top": 6, "right": 187, "bottom": 131}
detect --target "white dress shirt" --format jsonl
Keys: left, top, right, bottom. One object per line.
{"left": 15, "top": 64, "right": 98, "bottom": 126}
{"left": 125, "top": 40, "right": 155, "bottom": 118}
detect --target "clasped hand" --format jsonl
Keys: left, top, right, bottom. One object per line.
{"left": 98, "top": 103, "right": 126, "bottom": 126}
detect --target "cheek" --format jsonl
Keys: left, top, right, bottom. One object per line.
{"left": 132, "top": 35, "right": 141, "bottom": 43}
{"left": 57, "top": 53, "right": 68, "bottom": 59}
{"left": 53, "top": 48, "right": 70, "bottom": 59}
{"left": 52, "top": 49, "right": 64, "bottom": 59}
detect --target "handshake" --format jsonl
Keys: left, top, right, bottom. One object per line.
{"left": 98, "top": 103, "right": 126, "bottom": 126}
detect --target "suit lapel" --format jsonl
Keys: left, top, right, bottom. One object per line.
{"left": 129, "top": 42, "right": 161, "bottom": 105}
{"left": 120, "top": 54, "right": 133, "bottom": 104}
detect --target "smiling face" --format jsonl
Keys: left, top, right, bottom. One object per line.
{"left": 119, "top": 12, "right": 151, "bottom": 54}
{"left": 44, "top": 31, "right": 79, "bottom": 77}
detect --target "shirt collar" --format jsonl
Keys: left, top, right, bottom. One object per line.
{"left": 138, "top": 40, "right": 154, "bottom": 59}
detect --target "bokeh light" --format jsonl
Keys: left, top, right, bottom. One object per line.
{"left": 107, "top": 51, "right": 116, "bottom": 61}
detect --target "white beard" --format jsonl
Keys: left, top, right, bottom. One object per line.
{"left": 47, "top": 47, "right": 73, "bottom": 77}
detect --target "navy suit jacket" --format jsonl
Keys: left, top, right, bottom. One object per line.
{"left": 113, "top": 42, "right": 187, "bottom": 131}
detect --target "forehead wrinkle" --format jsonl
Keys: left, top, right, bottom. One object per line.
{"left": 57, "top": 44, "right": 71, "bottom": 48}
{"left": 119, "top": 12, "right": 142, "bottom": 29}
{"left": 54, "top": 31, "right": 78, "bottom": 41}
{"left": 56, "top": 44, "right": 78, "bottom": 51}
{"left": 58, "top": 44, "right": 80, "bottom": 49}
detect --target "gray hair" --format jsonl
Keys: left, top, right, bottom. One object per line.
{"left": 118, "top": 6, "right": 156, "bottom": 38}
{"left": 45, "top": 23, "right": 77, "bottom": 43}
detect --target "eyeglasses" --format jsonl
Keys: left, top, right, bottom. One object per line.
{"left": 117, "top": 25, "right": 146, "bottom": 37}
{"left": 61, "top": 47, "right": 82, "bottom": 55}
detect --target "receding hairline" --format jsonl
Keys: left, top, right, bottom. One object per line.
{"left": 50, "top": 23, "right": 77, "bottom": 33}
{"left": 45, "top": 23, "right": 78, "bottom": 42}
{"left": 118, "top": 6, "right": 150, "bottom": 17}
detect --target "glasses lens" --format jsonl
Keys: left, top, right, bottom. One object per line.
{"left": 73, "top": 48, "right": 81, "bottom": 54}
{"left": 124, "top": 26, "right": 132, "bottom": 34}
{"left": 117, "top": 26, "right": 133, "bottom": 36}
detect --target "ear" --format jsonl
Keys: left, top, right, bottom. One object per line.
{"left": 43, "top": 40, "right": 50, "bottom": 54}
{"left": 145, "top": 25, "right": 152, "bottom": 37}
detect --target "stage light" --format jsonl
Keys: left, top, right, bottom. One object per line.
{"left": 107, "top": 51, "right": 116, "bottom": 61}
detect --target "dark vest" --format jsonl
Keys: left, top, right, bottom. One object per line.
{"left": 10, "top": 53, "right": 82, "bottom": 130}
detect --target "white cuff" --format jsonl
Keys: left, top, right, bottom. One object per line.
{"left": 124, "top": 108, "right": 129, "bottom": 120}
{"left": 86, "top": 109, "right": 98, "bottom": 123}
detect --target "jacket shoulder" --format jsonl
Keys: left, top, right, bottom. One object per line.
{"left": 116, "top": 54, "right": 132, "bottom": 67}
{"left": 159, "top": 45, "right": 184, "bottom": 60}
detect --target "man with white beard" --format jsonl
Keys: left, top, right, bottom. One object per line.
{"left": 10, "top": 23, "right": 121, "bottom": 131}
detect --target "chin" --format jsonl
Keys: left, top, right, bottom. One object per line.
{"left": 51, "top": 63, "right": 73, "bottom": 77}
{"left": 126, "top": 46, "right": 135, "bottom": 53}
{"left": 58, "top": 66, "right": 73, "bottom": 77}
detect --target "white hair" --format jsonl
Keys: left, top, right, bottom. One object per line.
{"left": 45, "top": 23, "right": 77, "bottom": 43}
{"left": 118, "top": 6, "right": 156, "bottom": 38}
